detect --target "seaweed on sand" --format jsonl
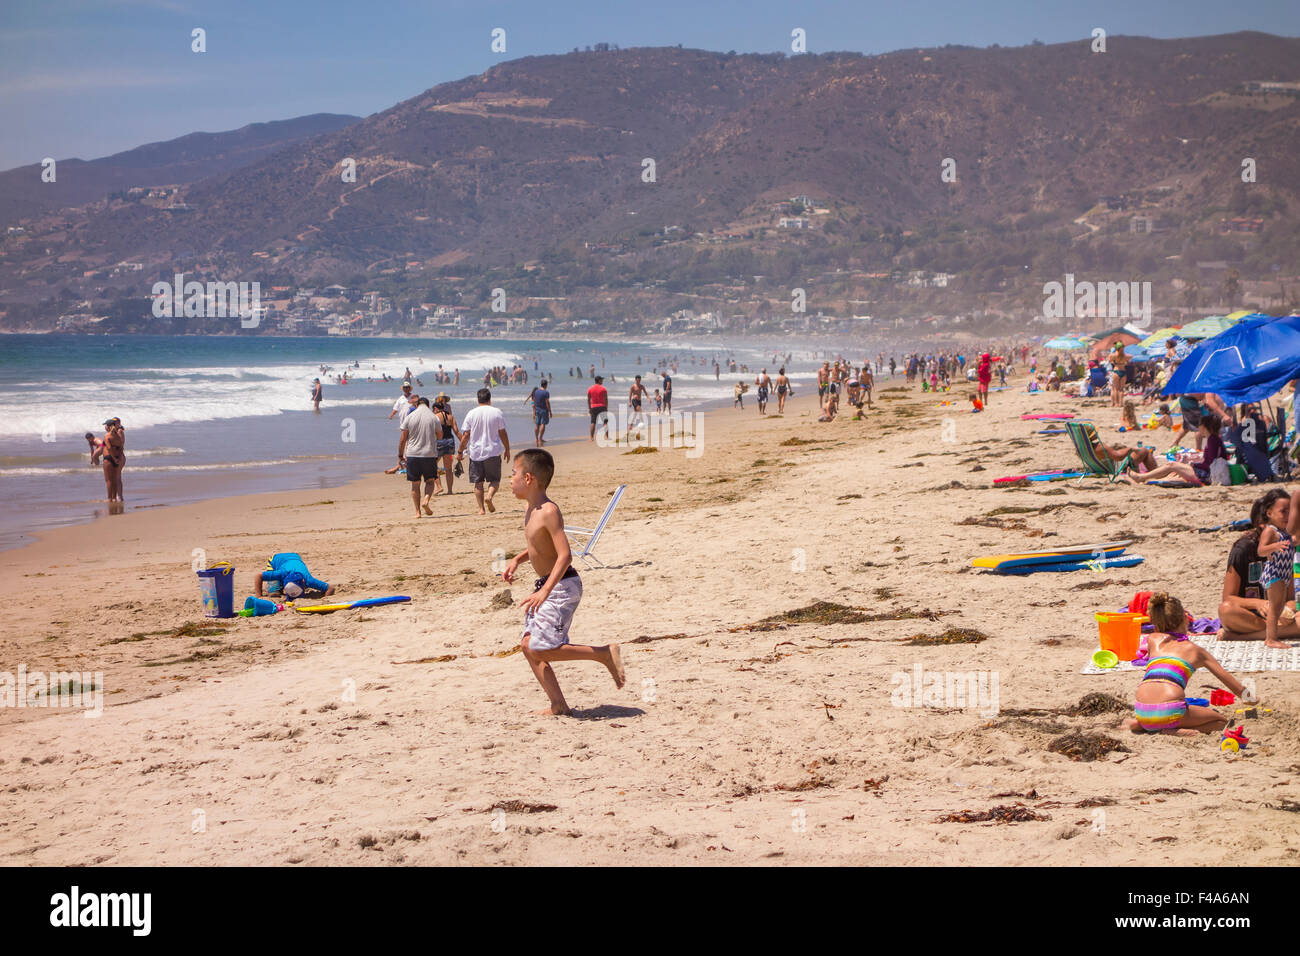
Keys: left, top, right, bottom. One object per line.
{"left": 1047, "top": 731, "right": 1130, "bottom": 762}
{"left": 1061, "top": 692, "right": 1129, "bottom": 716}
{"left": 774, "top": 775, "right": 833, "bottom": 792}
{"left": 936, "top": 804, "right": 1051, "bottom": 824}
{"left": 905, "top": 627, "right": 990, "bottom": 646}
{"left": 131, "top": 620, "right": 234, "bottom": 640}
{"left": 780, "top": 437, "right": 816, "bottom": 446}
{"left": 735, "top": 601, "right": 873, "bottom": 632}
{"left": 489, "top": 800, "right": 558, "bottom": 813}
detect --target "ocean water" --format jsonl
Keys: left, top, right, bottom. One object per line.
{"left": 0, "top": 334, "right": 821, "bottom": 550}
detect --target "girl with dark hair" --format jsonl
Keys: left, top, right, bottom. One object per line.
{"left": 1217, "top": 488, "right": 1300, "bottom": 641}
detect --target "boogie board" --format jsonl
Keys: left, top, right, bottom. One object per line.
{"left": 294, "top": 595, "right": 411, "bottom": 613}
{"left": 994, "top": 554, "right": 1145, "bottom": 575}
{"left": 971, "top": 541, "right": 1133, "bottom": 571}
{"left": 993, "top": 470, "right": 1085, "bottom": 484}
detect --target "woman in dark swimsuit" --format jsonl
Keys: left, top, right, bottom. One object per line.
{"left": 433, "top": 398, "right": 462, "bottom": 495}
{"left": 101, "top": 418, "right": 125, "bottom": 501}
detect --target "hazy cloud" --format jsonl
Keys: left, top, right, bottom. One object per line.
{"left": 0, "top": 67, "right": 195, "bottom": 97}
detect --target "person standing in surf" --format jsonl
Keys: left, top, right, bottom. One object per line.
{"left": 311, "top": 378, "right": 323, "bottom": 413}
{"left": 96, "top": 417, "right": 126, "bottom": 502}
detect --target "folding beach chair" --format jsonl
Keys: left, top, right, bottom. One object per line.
{"left": 564, "top": 484, "right": 626, "bottom": 568}
{"left": 1064, "top": 420, "right": 1132, "bottom": 485}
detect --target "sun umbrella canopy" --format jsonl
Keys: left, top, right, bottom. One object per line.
{"left": 1178, "top": 314, "right": 1240, "bottom": 340}
{"left": 1045, "top": 336, "right": 1089, "bottom": 350}
{"left": 1162, "top": 314, "right": 1300, "bottom": 405}
{"left": 1138, "top": 326, "right": 1184, "bottom": 348}
{"left": 1090, "top": 330, "right": 1142, "bottom": 360}
{"left": 1090, "top": 324, "right": 1146, "bottom": 342}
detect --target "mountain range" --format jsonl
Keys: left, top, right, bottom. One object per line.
{"left": 2, "top": 33, "right": 1298, "bottom": 326}
{"left": 0, "top": 113, "right": 359, "bottom": 226}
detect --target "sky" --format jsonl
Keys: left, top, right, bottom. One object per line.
{"left": 0, "top": 0, "right": 1297, "bottom": 171}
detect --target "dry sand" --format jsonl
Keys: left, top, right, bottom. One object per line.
{"left": 3, "top": 384, "right": 1300, "bottom": 865}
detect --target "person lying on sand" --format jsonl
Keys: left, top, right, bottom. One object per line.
{"left": 501, "top": 449, "right": 624, "bottom": 716}
{"left": 254, "top": 552, "right": 334, "bottom": 600}
{"left": 1217, "top": 488, "right": 1300, "bottom": 644}
{"left": 1122, "top": 592, "right": 1256, "bottom": 736}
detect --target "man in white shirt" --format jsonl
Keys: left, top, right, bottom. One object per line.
{"left": 399, "top": 396, "right": 443, "bottom": 518}
{"left": 458, "top": 388, "right": 510, "bottom": 515}
{"left": 385, "top": 381, "right": 415, "bottom": 473}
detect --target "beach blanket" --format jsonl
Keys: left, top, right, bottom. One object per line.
{"left": 1081, "top": 635, "right": 1300, "bottom": 674}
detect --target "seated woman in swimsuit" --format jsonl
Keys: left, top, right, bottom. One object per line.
{"left": 1080, "top": 428, "right": 1173, "bottom": 479}
{"left": 1122, "top": 592, "right": 1254, "bottom": 736}
{"left": 1218, "top": 487, "right": 1300, "bottom": 641}
{"left": 1125, "top": 413, "right": 1226, "bottom": 486}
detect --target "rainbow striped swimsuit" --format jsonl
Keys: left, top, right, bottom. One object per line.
{"left": 1133, "top": 653, "right": 1195, "bottom": 732}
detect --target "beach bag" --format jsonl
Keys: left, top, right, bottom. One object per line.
{"left": 1209, "top": 458, "right": 1232, "bottom": 486}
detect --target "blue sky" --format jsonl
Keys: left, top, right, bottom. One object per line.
{"left": 1, "top": 0, "right": 1297, "bottom": 171}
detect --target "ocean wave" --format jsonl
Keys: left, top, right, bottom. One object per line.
{"left": 0, "top": 445, "right": 187, "bottom": 466}
{"left": 0, "top": 457, "right": 311, "bottom": 477}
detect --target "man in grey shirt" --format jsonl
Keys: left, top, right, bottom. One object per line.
{"left": 400, "top": 396, "right": 443, "bottom": 518}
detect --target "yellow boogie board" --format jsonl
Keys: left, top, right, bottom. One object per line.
{"left": 971, "top": 541, "right": 1132, "bottom": 571}
{"left": 293, "top": 596, "right": 411, "bottom": 613}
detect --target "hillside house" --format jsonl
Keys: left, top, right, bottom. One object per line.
{"left": 1220, "top": 217, "right": 1264, "bottom": 234}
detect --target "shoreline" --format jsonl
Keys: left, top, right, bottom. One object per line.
{"left": 0, "top": 380, "right": 757, "bottom": 555}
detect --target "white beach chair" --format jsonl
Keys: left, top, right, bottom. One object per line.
{"left": 565, "top": 484, "right": 627, "bottom": 568}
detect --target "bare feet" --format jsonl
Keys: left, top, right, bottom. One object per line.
{"left": 535, "top": 705, "right": 570, "bottom": 716}
{"left": 485, "top": 498, "right": 496, "bottom": 513}
{"left": 606, "top": 644, "right": 625, "bottom": 688}
{"left": 422, "top": 503, "right": 433, "bottom": 516}
{"left": 1265, "top": 639, "right": 1291, "bottom": 649}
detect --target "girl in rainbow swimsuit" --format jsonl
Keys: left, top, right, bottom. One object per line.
{"left": 1123, "top": 592, "right": 1256, "bottom": 736}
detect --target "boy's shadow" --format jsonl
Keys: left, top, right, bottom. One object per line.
{"left": 568, "top": 704, "right": 645, "bottom": 721}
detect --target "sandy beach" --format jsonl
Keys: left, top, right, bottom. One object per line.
{"left": 4, "top": 382, "right": 1300, "bottom": 866}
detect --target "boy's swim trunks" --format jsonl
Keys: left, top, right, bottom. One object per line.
{"left": 523, "top": 572, "right": 583, "bottom": 651}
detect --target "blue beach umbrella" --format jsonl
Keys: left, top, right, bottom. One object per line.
{"left": 1162, "top": 314, "right": 1300, "bottom": 404}
{"left": 1044, "top": 336, "right": 1089, "bottom": 350}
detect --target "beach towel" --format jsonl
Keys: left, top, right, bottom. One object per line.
{"left": 1081, "top": 634, "right": 1300, "bottom": 674}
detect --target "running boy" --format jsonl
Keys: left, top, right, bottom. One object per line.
{"left": 501, "top": 449, "right": 625, "bottom": 715}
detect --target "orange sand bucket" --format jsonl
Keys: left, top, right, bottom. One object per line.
{"left": 1094, "top": 612, "right": 1147, "bottom": 661}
